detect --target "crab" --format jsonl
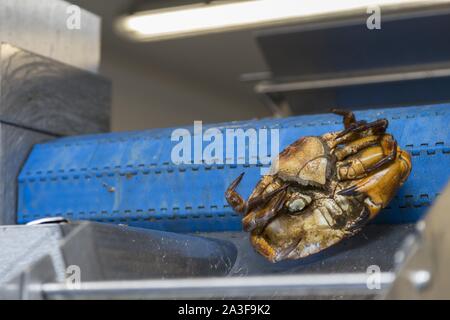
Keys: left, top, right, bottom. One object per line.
{"left": 225, "top": 110, "right": 412, "bottom": 263}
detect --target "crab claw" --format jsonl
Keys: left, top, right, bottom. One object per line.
{"left": 243, "top": 188, "right": 287, "bottom": 233}
{"left": 225, "top": 173, "right": 246, "bottom": 213}
{"left": 246, "top": 184, "right": 288, "bottom": 214}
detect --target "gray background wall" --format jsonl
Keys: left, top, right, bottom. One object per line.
{"left": 71, "top": 0, "right": 272, "bottom": 131}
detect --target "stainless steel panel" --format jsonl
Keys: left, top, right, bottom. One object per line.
{"left": 0, "top": 222, "right": 238, "bottom": 299}
{"left": 0, "top": 0, "right": 100, "bottom": 73}
{"left": 0, "top": 124, "right": 55, "bottom": 225}
{"left": 0, "top": 43, "right": 111, "bottom": 135}
{"left": 0, "top": 224, "right": 65, "bottom": 284}
{"left": 0, "top": 222, "right": 419, "bottom": 299}
{"left": 387, "top": 182, "right": 450, "bottom": 299}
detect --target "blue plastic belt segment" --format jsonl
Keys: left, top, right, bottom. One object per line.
{"left": 17, "top": 104, "right": 450, "bottom": 232}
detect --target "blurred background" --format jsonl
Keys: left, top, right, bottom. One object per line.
{"left": 71, "top": 0, "right": 272, "bottom": 132}
{"left": 70, "top": 0, "right": 450, "bottom": 132}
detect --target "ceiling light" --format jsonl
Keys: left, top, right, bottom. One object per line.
{"left": 116, "top": 0, "right": 433, "bottom": 41}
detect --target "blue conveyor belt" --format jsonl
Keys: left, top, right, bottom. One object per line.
{"left": 17, "top": 104, "right": 450, "bottom": 232}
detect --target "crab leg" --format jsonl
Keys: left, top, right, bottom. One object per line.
{"left": 273, "top": 237, "right": 304, "bottom": 262}
{"left": 346, "top": 207, "right": 371, "bottom": 233}
{"left": 334, "top": 135, "right": 381, "bottom": 161}
{"left": 225, "top": 172, "right": 246, "bottom": 213}
{"left": 337, "top": 134, "right": 397, "bottom": 180}
{"left": 246, "top": 184, "right": 288, "bottom": 214}
{"left": 338, "top": 150, "right": 411, "bottom": 218}
{"left": 326, "top": 118, "right": 389, "bottom": 149}
{"left": 337, "top": 118, "right": 388, "bottom": 139}
{"left": 243, "top": 189, "right": 287, "bottom": 233}
{"left": 331, "top": 109, "right": 356, "bottom": 129}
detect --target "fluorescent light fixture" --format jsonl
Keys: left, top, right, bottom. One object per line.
{"left": 116, "top": 0, "right": 433, "bottom": 41}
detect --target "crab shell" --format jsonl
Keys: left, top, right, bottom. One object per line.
{"left": 270, "top": 136, "right": 334, "bottom": 188}
{"left": 254, "top": 136, "right": 365, "bottom": 262}
{"left": 226, "top": 110, "right": 412, "bottom": 263}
